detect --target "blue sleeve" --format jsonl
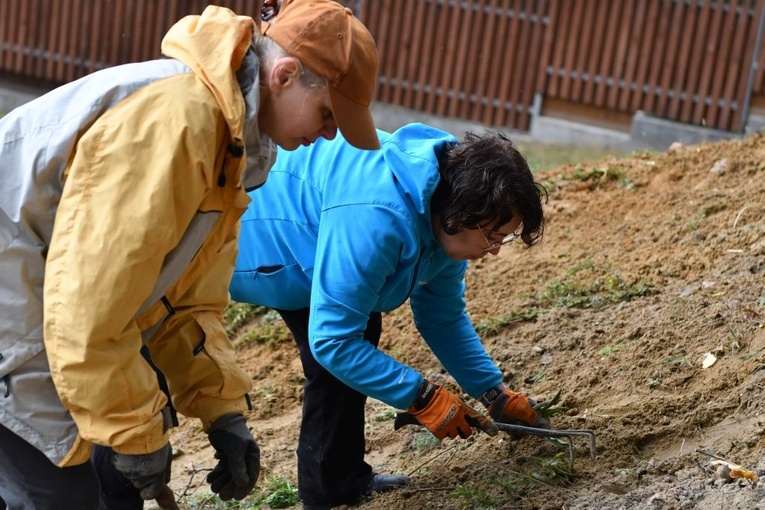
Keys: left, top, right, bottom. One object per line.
{"left": 410, "top": 262, "right": 502, "bottom": 398}
{"left": 308, "top": 205, "right": 423, "bottom": 410}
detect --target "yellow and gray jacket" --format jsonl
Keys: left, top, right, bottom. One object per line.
{"left": 0, "top": 6, "right": 271, "bottom": 467}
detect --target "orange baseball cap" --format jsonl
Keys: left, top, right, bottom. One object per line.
{"left": 263, "top": 0, "right": 380, "bottom": 150}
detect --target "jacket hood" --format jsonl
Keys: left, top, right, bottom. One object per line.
{"left": 161, "top": 5, "right": 258, "bottom": 139}
{"left": 381, "top": 123, "right": 458, "bottom": 217}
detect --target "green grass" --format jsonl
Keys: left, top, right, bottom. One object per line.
{"left": 181, "top": 474, "right": 298, "bottom": 509}
{"left": 447, "top": 454, "right": 574, "bottom": 509}
{"left": 474, "top": 261, "right": 653, "bottom": 340}
{"left": 474, "top": 309, "right": 539, "bottom": 337}
{"left": 223, "top": 302, "right": 267, "bottom": 338}
{"left": 222, "top": 304, "right": 293, "bottom": 346}
{"left": 519, "top": 142, "right": 635, "bottom": 173}
{"left": 537, "top": 259, "right": 652, "bottom": 309}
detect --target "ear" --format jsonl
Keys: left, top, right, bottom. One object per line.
{"left": 268, "top": 56, "right": 301, "bottom": 95}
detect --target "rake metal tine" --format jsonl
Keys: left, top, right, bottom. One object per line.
{"left": 564, "top": 436, "right": 574, "bottom": 465}
{"left": 492, "top": 422, "right": 597, "bottom": 460}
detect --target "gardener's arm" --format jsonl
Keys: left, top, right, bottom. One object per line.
{"left": 307, "top": 206, "right": 425, "bottom": 410}
{"left": 409, "top": 261, "right": 503, "bottom": 399}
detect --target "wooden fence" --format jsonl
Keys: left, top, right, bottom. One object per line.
{"left": 2, "top": 0, "right": 765, "bottom": 134}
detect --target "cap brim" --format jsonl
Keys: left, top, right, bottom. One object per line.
{"left": 328, "top": 86, "right": 380, "bottom": 150}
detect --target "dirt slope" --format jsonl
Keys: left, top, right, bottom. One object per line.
{"left": 166, "top": 133, "right": 765, "bottom": 509}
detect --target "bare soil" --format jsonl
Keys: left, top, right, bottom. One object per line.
{"left": 164, "top": 133, "right": 765, "bottom": 510}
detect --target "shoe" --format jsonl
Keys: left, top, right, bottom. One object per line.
{"left": 362, "top": 473, "right": 411, "bottom": 496}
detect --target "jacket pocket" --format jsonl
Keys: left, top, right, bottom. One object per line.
{"left": 0, "top": 209, "right": 46, "bottom": 376}
{"left": 189, "top": 311, "right": 251, "bottom": 402}
{"left": 230, "top": 263, "right": 311, "bottom": 310}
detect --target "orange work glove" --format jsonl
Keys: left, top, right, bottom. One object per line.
{"left": 484, "top": 386, "right": 550, "bottom": 429}
{"left": 407, "top": 380, "right": 497, "bottom": 439}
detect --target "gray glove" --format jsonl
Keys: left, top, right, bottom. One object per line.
{"left": 206, "top": 413, "right": 260, "bottom": 501}
{"left": 113, "top": 442, "right": 172, "bottom": 500}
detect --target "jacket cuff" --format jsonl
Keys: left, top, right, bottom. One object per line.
{"left": 110, "top": 412, "right": 170, "bottom": 455}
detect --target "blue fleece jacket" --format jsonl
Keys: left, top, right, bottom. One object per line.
{"left": 230, "top": 123, "right": 502, "bottom": 410}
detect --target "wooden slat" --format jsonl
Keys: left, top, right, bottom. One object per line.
{"left": 570, "top": 0, "right": 597, "bottom": 102}
{"left": 692, "top": 1, "right": 724, "bottom": 124}
{"left": 447, "top": 0, "right": 475, "bottom": 118}
{"left": 680, "top": 0, "right": 712, "bottom": 123}
{"left": 655, "top": 2, "right": 685, "bottom": 116}
{"left": 412, "top": 0, "right": 439, "bottom": 111}
{"left": 507, "top": 0, "right": 535, "bottom": 128}
{"left": 0, "top": 1, "right": 9, "bottom": 71}
{"left": 54, "top": 0, "right": 66, "bottom": 80}
{"left": 629, "top": 0, "right": 660, "bottom": 111}
{"left": 4, "top": 0, "right": 19, "bottom": 70}
{"left": 26, "top": 0, "right": 43, "bottom": 75}
{"left": 493, "top": 0, "right": 524, "bottom": 126}
{"left": 483, "top": 0, "right": 511, "bottom": 124}
{"left": 654, "top": 0, "right": 685, "bottom": 117}
{"left": 145, "top": 0, "right": 164, "bottom": 59}
{"left": 618, "top": 0, "right": 648, "bottom": 111}
{"left": 535, "top": 0, "right": 560, "bottom": 92}
{"left": 472, "top": 0, "right": 504, "bottom": 123}
{"left": 582, "top": 0, "right": 611, "bottom": 104}
{"left": 375, "top": 0, "right": 396, "bottom": 104}
{"left": 391, "top": 0, "right": 417, "bottom": 106}
{"left": 719, "top": 0, "right": 752, "bottom": 129}
{"left": 706, "top": 0, "right": 739, "bottom": 128}
{"left": 732, "top": 0, "right": 764, "bottom": 130}
{"left": 13, "top": 0, "right": 29, "bottom": 73}
{"left": 435, "top": 0, "right": 465, "bottom": 116}
{"left": 460, "top": 0, "right": 492, "bottom": 120}
{"left": 545, "top": 0, "right": 571, "bottom": 98}
{"left": 401, "top": 0, "right": 428, "bottom": 109}
{"left": 517, "top": 0, "right": 547, "bottom": 130}
{"left": 606, "top": 0, "right": 635, "bottom": 109}
{"left": 667, "top": 0, "right": 698, "bottom": 119}
{"left": 641, "top": 0, "right": 673, "bottom": 114}
{"left": 123, "top": 1, "right": 137, "bottom": 63}
{"left": 29, "top": 0, "right": 46, "bottom": 78}
{"left": 424, "top": 0, "right": 453, "bottom": 113}
{"left": 134, "top": 0, "right": 150, "bottom": 61}
{"left": 65, "top": 0, "right": 81, "bottom": 81}
{"left": 558, "top": 0, "right": 585, "bottom": 100}
{"left": 756, "top": 1, "right": 765, "bottom": 92}
{"left": 451, "top": 0, "right": 490, "bottom": 119}
{"left": 105, "top": 0, "right": 122, "bottom": 71}
{"left": 593, "top": 1, "right": 622, "bottom": 107}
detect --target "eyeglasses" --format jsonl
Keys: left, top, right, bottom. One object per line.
{"left": 477, "top": 224, "right": 520, "bottom": 252}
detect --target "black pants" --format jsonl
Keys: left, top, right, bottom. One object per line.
{"left": 277, "top": 308, "right": 382, "bottom": 507}
{"left": 0, "top": 423, "right": 101, "bottom": 510}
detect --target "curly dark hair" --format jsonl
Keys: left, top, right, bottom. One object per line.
{"left": 431, "top": 131, "right": 547, "bottom": 246}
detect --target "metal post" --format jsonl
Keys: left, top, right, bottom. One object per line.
{"left": 740, "top": 0, "right": 765, "bottom": 136}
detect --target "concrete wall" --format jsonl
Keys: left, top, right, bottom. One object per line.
{"left": 0, "top": 79, "right": 44, "bottom": 116}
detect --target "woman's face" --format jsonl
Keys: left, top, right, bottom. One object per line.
{"left": 260, "top": 58, "right": 338, "bottom": 151}
{"left": 434, "top": 215, "right": 523, "bottom": 261}
{"left": 268, "top": 84, "right": 338, "bottom": 150}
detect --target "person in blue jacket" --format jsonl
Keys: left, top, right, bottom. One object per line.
{"left": 230, "top": 123, "right": 550, "bottom": 510}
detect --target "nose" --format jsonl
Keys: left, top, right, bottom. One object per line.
{"left": 319, "top": 123, "right": 338, "bottom": 141}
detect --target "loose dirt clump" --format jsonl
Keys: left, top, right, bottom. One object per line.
{"left": 166, "top": 133, "right": 765, "bottom": 510}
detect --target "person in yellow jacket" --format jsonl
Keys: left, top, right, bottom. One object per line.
{"left": 0, "top": 1, "right": 378, "bottom": 508}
